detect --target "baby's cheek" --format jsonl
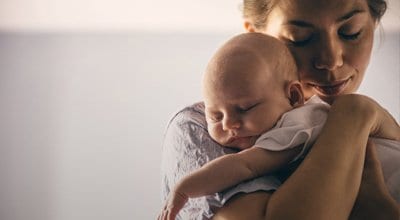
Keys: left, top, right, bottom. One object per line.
{"left": 208, "top": 124, "right": 223, "bottom": 143}
{"left": 243, "top": 119, "right": 265, "bottom": 134}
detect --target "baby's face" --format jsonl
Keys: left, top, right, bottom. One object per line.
{"left": 204, "top": 58, "right": 293, "bottom": 150}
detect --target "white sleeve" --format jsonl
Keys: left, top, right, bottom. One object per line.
{"left": 255, "top": 102, "right": 329, "bottom": 162}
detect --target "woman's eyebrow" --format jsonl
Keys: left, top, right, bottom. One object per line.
{"left": 284, "top": 20, "right": 313, "bottom": 28}
{"left": 337, "top": 9, "right": 365, "bottom": 22}
{"left": 283, "top": 9, "right": 366, "bottom": 28}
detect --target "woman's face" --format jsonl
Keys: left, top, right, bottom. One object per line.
{"left": 253, "top": 0, "right": 376, "bottom": 103}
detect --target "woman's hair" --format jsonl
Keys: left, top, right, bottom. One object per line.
{"left": 242, "top": 0, "right": 387, "bottom": 30}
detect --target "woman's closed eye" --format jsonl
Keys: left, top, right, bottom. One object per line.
{"left": 282, "top": 28, "right": 314, "bottom": 47}
{"left": 290, "top": 36, "right": 313, "bottom": 47}
{"left": 340, "top": 30, "right": 362, "bottom": 40}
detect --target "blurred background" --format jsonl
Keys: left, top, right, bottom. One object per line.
{"left": 0, "top": 0, "right": 398, "bottom": 219}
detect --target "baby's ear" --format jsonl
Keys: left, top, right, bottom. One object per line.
{"left": 287, "top": 81, "right": 304, "bottom": 107}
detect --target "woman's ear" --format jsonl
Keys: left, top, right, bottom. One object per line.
{"left": 373, "top": 20, "right": 380, "bottom": 30}
{"left": 244, "top": 21, "right": 256, "bottom": 32}
{"left": 286, "top": 81, "right": 304, "bottom": 107}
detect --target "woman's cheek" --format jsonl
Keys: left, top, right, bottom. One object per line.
{"left": 350, "top": 39, "right": 373, "bottom": 74}
{"left": 286, "top": 46, "right": 312, "bottom": 80}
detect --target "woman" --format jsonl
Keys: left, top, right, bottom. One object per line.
{"left": 161, "top": 0, "right": 400, "bottom": 219}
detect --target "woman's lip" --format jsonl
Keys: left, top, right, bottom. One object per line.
{"left": 308, "top": 78, "right": 351, "bottom": 96}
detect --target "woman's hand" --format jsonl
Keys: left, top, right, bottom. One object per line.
{"left": 350, "top": 140, "right": 400, "bottom": 220}
{"left": 332, "top": 94, "right": 400, "bottom": 140}
{"left": 369, "top": 103, "right": 400, "bottom": 141}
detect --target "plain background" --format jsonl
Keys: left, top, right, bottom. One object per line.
{"left": 0, "top": 1, "right": 399, "bottom": 219}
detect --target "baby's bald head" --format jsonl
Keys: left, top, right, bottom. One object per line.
{"left": 202, "top": 33, "right": 304, "bottom": 150}
{"left": 203, "top": 33, "right": 298, "bottom": 98}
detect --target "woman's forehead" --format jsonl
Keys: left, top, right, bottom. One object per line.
{"left": 272, "top": 0, "right": 369, "bottom": 20}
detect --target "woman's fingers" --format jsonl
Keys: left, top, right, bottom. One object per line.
{"left": 363, "top": 139, "right": 385, "bottom": 187}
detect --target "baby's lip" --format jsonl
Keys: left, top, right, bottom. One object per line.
{"left": 226, "top": 136, "right": 249, "bottom": 145}
{"left": 226, "top": 135, "right": 258, "bottom": 146}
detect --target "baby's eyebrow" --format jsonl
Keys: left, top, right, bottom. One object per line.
{"left": 205, "top": 107, "right": 219, "bottom": 114}
{"left": 240, "top": 98, "right": 264, "bottom": 105}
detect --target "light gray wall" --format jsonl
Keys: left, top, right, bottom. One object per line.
{"left": 0, "top": 0, "right": 398, "bottom": 32}
{"left": 0, "top": 30, "right": 398, "bottom": 220}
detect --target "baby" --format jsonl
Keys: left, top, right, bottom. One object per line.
{"left": 158, "top": 33, "right": 400, "bottom": 220}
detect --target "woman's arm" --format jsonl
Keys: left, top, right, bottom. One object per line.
{"left": 214, "top": 94, "right": 399, "bottom": 220}
{"left": 214, "top": 142, "right": 400, "bottom": 220}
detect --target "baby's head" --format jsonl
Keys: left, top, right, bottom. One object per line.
{"left": 203, "top": 33, "right": 304, "bottom": 150}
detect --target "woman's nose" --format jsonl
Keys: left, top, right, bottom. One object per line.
{"left": 222, "top": 115, "right": 241, "bottom": 132}
{"left": 313, "top": 35, "right": 343, "bottom": 71}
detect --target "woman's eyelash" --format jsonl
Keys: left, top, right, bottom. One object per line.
{"left": 290, "top": 37, "right": 312, "bottom": 47}
{"left": 289, "top": 30, "right": 362, "bottom": 46}
{"left": 340, "top": 31, "right": 361, "bottom": 40}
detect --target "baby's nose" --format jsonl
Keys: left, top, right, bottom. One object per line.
{"left": 222, "top": 115, "right": 241, "bottom": 131}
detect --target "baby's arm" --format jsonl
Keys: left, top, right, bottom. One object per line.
{"left": 159, "top": 146, "right": 301, "bottom": 220}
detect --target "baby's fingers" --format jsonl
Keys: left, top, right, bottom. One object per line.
{"left": 166, "top": 210, "right": 177, "bottom": 220}
{"left": 157, "top": 204, "right": 168, "bottom": 220}
{"left": 157, "top": 205, "right": 177, "bottom": 220}
{"left": 157, "top": 209, "right": 169, "bottom": 220}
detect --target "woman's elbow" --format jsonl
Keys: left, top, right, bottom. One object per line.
{"left": 331, "top": 94, "right": 377, "bottom": 119}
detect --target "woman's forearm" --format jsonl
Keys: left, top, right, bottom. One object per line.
{"left": 265, "top": 95, "right": 377, "bottom": 220}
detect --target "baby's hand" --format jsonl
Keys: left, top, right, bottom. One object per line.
{"left": 158, "top": 191, "right": 188, "bottom": 220}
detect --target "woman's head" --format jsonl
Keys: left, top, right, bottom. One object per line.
{"left": 243, "top": 0, "right": 387, "bottom": 103}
